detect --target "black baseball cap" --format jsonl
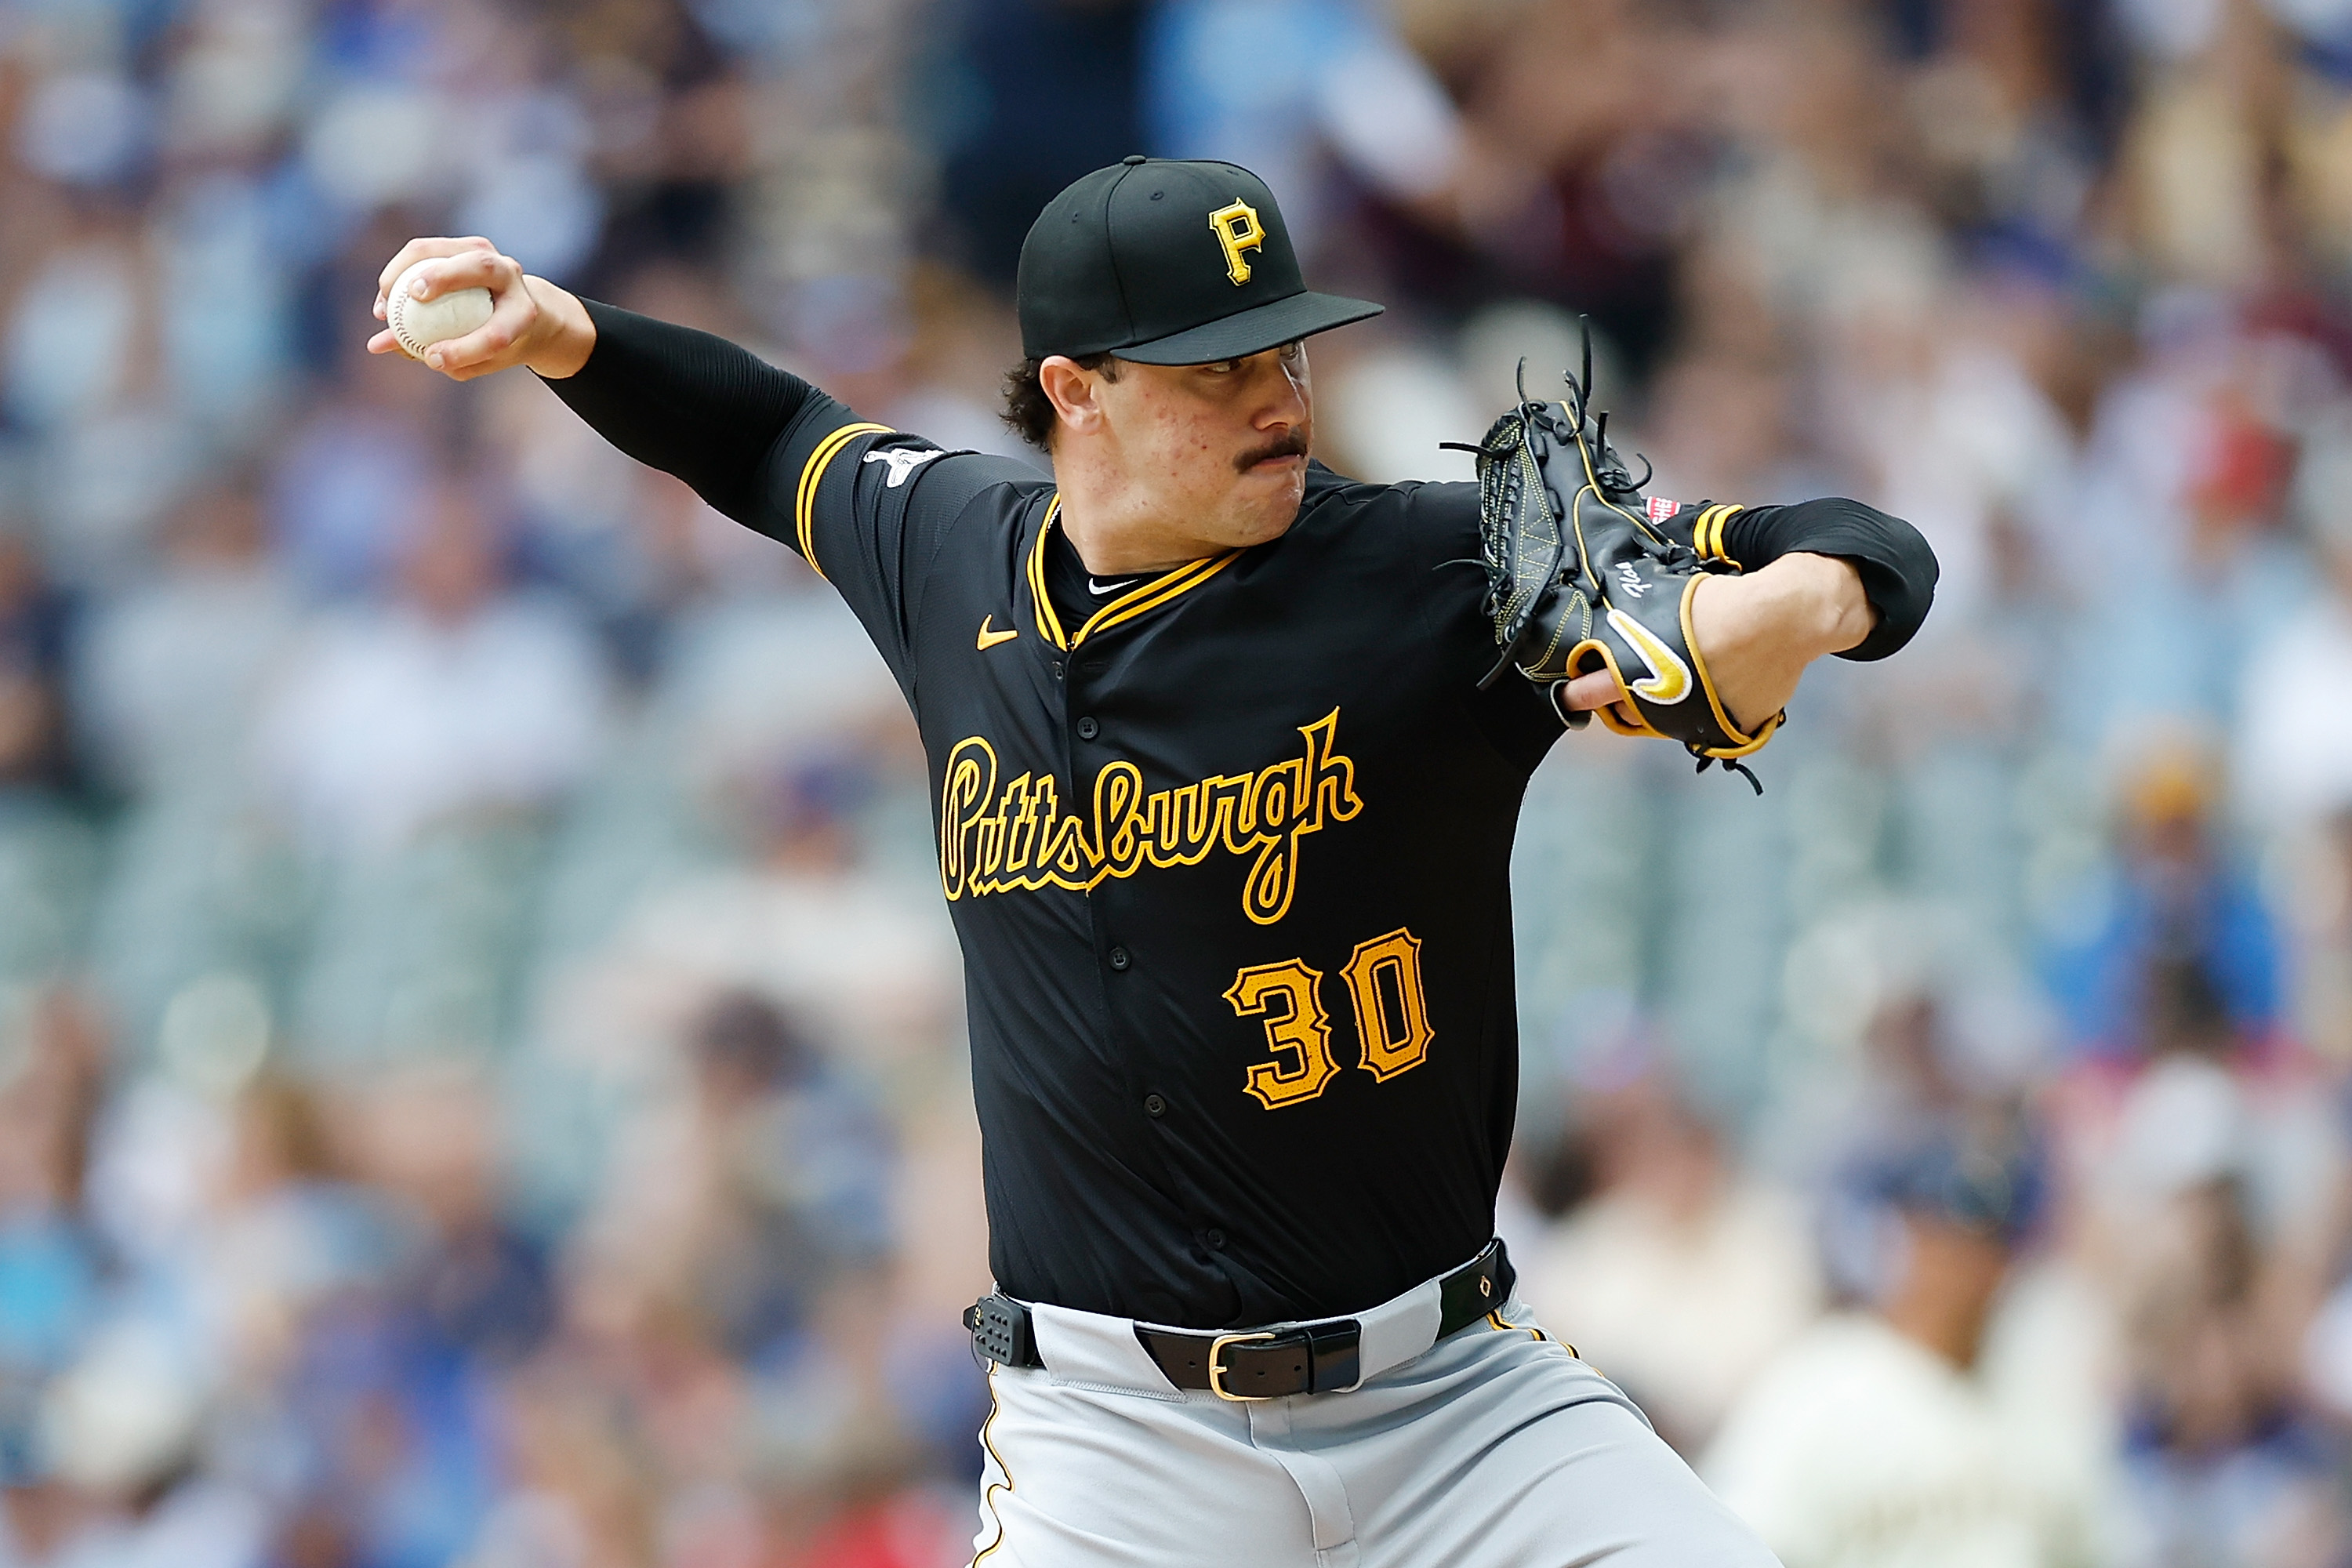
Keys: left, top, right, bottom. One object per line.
{"left": 1016, "top": 156, "right": 1384, "bottom": 365}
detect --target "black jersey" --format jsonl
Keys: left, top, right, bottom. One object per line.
{"left": 549, "top": 303, "right": 1935, "bottom": 1329}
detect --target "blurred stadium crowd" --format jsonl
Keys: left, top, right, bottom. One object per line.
{"left": 5, "top": 0, "right": 2352, "bottom": 1563}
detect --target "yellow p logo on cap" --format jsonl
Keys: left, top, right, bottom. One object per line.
{"left": 1208, "top": 201, "right": 1265, "bottom": 285}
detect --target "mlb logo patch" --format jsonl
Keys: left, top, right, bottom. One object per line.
{"left": 1645, "top": 496, "right": 1682, "bottom": 524}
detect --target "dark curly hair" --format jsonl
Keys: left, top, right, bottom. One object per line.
{"left": 1000, "top": 353, "right": 1120, "bottom": 450}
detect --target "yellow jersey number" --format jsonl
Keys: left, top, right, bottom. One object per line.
{"left": 1225, "top": 927, "right": 1432, "bottom": 1109}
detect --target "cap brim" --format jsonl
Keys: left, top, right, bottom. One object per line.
{"left": 1113, "top": 290, "right": 1385, "bottom": 365}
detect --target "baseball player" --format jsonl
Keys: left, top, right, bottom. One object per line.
{"left": 372, "top": 158, "right": 1934, "bottom": 1565}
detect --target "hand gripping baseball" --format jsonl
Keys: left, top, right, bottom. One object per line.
{"left": 368, "top": 238, "right": 596, "bottom": 382}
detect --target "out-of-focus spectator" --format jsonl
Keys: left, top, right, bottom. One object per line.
{"left": 0, "top": 990, "right": 105, "bottom": 1485}
{"left": 3, "top": 208, "right": 144, "bottom": 437}
{"left": 601, "top": 745, "right": 960, "bottom": 1066}
{"left": 1519, "top": 1040, "right": 1819, "bottom": 1456}
{"left": 2083, "top": 960, "right": 2347, "bottom": 1244}
{"left": 2039, "top": 725, "right": 2281, "bottom": 1060}
{"left": 1143, "top": 0, "right": 1470, "bottom": 257}
{"left": 933, "top": 0, "right": 1144, "bottom": 284}
{"left": 1704, "top": 1118, "right": 2096, "bottom": 1568}
{"left": 531, "top": 574, "right": 956, "bottom": 1083}
{"left": 255, "top": 480, "right": 608, "bottom": 858}
{"left": 271, "top": 1065, "right": 554, "bottom": 1568}
{"left": 73, "top": 472, "right": 299, "bottom": 800}
{"left": 572, "top": 990, "right": 892, "bottom": 1369}
{"left": 2108, "top": 1092, "right": 2351, "bottom": 1567}
{"left": 265, "top": 332, "right": 442, "bottom": 601}
{"left": 2237, "top": 419, "right": 2352, "bottom": 826}
{"left": 202, "top": 1075, "right": 401, "bottom": 1390}
{"left": 2056, "top": 302, "right": 2316, "bottom": 742}
{"left": 2274, "top": 808, "right": 2352, "bottom": 1061}
{"left": 0, "top": 527, "right": 75, "bottom": 797}
{"left": 511, "top": 989, "right": 924, "bottom": 1566}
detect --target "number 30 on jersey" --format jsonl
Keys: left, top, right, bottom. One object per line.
{"left": 1223, "top": 927, "right": 1432, "bottom": 1109}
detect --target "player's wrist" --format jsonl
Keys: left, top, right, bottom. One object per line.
{"left": 1774, "top": 552, "right": 1875, "bottom": 655}
{"left": 520, "top": 277, "right": 597, "bottom": 379}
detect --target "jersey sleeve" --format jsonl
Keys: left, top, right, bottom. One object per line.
{"left": 544, "top": 299, "right": 1043, "bottom": 690}
{"left": 1649, "top": 495, "right": 1938, "bottom": 661}
{"left": 760, "top": 396, "right": 1043, "bottom": 688}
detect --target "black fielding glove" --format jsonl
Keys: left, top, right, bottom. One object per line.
{"left": 1457, "top": 356, "right": 1780, "bottom": 789}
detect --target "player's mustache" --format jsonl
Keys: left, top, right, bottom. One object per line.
{"left": 1236, "top": 429, "right": 1310, "bottom": 472}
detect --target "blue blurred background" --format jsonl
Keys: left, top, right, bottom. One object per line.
{"left": 4, "top": 0, "right": 2352, "bottom": 1563}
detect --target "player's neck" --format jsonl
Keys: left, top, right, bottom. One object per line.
{"left": 1052, "top": 488, "right": 1222, "bottom": 576}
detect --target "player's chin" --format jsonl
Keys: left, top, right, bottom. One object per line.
{"left": 1224, "top": 482, "right": 1305, "bottom": 547}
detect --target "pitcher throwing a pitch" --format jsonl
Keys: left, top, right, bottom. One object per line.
{"left": 372, "top": 157, "right": 1933, "bottom": 1566}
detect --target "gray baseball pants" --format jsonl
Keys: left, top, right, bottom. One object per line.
{"left": 969, "top": 1269, "right": 1781, "bottom": 1566}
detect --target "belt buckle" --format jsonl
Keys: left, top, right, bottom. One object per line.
{"left": 1207, "top": 1330, "right": 1278, "bottom": 1401}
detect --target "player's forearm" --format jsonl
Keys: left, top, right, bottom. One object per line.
{"left": 1703, "top": 551, "right": 1873, "bottom": 660}
{"left": 539, "top": 299, "right": 820, "bottom": 527}
{"left": 1719, "top": 497, "right": 1937, "bottom": 660}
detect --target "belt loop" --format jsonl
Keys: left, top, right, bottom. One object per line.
{"left": 1305, "top": 1320, "right": 1363, "bottom": 1392}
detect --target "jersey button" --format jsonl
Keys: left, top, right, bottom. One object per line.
{"left": 1076, "top": 716, "right": 1100, "bottom": 740}
{"left": 1108, "top": 946, "right": 1131, "bottom": 971}
{"left": 1203, "top": 1229, "right": 1226, "bottom": 1250}
{"left": 1144, "top": 1094, "right": 1167, "bottom": 1118}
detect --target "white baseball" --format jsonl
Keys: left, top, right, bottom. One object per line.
{"left": 386, "top": 261, "right": 494, "bottom": 361}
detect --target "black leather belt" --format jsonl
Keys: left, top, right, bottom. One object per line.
{"left": 965, "top": 1239, "right": 1515, "bottom": 1400}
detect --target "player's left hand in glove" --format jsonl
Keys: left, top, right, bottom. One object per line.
{"left": 1457, "top": 359, "right": 1781, "bottom": 790}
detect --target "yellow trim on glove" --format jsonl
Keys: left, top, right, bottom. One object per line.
{"left": 1678, "top": 575, "right": 1780, "bottom": 758}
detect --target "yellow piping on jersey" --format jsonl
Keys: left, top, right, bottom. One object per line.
{"left": 973, "top": 1364, "right": 1014, "bottom": 1564}
{"left": 794, "top": 421, "right": 893, "bottom": 576}
{"left": 1485, "top": 1308, "right": 1547, "bottom": 1343}
{"left": 1076, "top": 554, "right": 1238, "bottom": 644}
{"left": 1026, "top": 496, "right": 1067, "bottom": 648}
{"left": 1025, "top": 493, "right": 1237, "bottom": 650}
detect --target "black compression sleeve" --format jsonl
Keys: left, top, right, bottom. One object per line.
{"left": 539, "top": 299, "right": 815, "bottom": 527}
{"left": 1719, "top": 496, "right": 1938, "bottom": 662}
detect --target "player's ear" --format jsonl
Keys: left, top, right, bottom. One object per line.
{"left": 1039, "top": 355, "right": 1107, "bottom": 441}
